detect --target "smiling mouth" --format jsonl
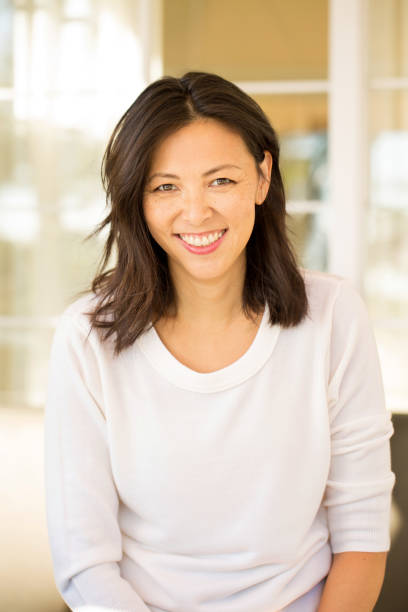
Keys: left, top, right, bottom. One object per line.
{"left": 174, "top": 228, "right": 228, "bottom": 237}
{"left": 176, "top": 228, "right": 228, "bottom": 249}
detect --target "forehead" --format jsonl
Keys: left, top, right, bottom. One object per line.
{"left": 149, "top": 119, "right": 251, "bottom": 167}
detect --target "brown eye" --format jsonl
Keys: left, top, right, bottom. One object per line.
{"left": 155, "top": 183, "right": 176, "bottom": 192}
{"left": 213, "top": 178, "right": 234, "bottom": 185}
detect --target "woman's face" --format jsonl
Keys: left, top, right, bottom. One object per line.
{"left": 142, "top": 118, "right": 272, "bottom": 286}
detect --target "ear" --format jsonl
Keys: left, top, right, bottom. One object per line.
{"left": 255, "top": 150, "right": 273, "bottom": 205}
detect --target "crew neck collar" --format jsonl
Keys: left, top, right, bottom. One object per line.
{"left": 136, "top": 302, "right": 280, "bottom": 393}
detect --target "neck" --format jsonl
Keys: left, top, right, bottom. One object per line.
{"left": 167, "top": 256, "right": 248, "bottom": 332}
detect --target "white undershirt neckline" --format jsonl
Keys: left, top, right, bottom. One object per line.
{"left": 135, "top": 302, "right": 281, "bottom": 394}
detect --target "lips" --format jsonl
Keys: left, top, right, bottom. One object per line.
{"left": 175, "top": 228, "right": 228, "bottom": 254}
{"left": 175, "top": 228, "right": 228, "bottom": 237}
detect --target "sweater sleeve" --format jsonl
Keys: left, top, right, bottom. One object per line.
{"left": 323, "top": 278, "right": 396, "bottom": 553}
{"left": 43, "top": 311, "right": 150, "bottom": 611}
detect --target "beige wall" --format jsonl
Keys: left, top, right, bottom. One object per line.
{"left": 163, "top": 0, "right": 328, "bottom": 81}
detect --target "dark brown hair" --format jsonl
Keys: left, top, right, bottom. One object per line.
{"left": 81, "top": 71, "right": 309, "bottom": 355}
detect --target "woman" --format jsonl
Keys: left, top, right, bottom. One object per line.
{"left": 44, "top": 71, "right": 396, "bottom": 612}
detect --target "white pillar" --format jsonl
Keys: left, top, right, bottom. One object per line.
{"left": 139, "top": 0, "right": 163, "bottom": 85}
{"left": 328, "top": 0, "right": 369, "bottom": 291}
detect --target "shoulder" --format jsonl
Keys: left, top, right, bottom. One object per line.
{"left": 299, "top": 267, "right": 366, "bottom": 324}
{"left": 48, "top": 293, "right": 121, "bottom": 381}
{"left": 53, "top": 292, "right": 115, "bottom": 355}
{"left": 300, "top": 266, "right": 345, "bottom": 299}
{"left": 48, "top": 294, "right": 115, "bottom": 400}
{"left": 300, "top": 266, "right": 364, "bottom": 300}
{"left": 57, "top": 292, "right": 100, "bottom": 334}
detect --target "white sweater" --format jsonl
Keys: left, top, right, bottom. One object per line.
{"left": 43, "top": 268, "right": 396, "bottom": 612}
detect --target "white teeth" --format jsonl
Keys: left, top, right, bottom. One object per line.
{"left": 180, "top": 230, "right": 225, "bottom": 246}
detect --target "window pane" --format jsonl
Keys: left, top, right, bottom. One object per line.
{"left": 0, "top": 99, "right": 108, "bottom": 316}
{"left": 0, "top": 327, "right": 55, "bottom": 409}
{"left": 254, "top": 94, "right": 328, "bottom": 201}
{"left": 163, "top": 0, "right": 328, "bottom": 81}
{"left": 366, "top": 90, "right": 408, "bottom": 413}
{"left": 374, "top": 326, "right": 408, "bottom": 415}
{"left": 369, "top": 0, "right": 408, "bottom": 78}
{"left": 370, "top": 90, "right": 408, "bottom": 132}
{"left": 0, "top": 0, "right": 13, "bottom": 87}
{"left": 367, "top": 90, "right": 408, "bottom": 316}
{"left": 0, "top": 226, "right": 104, "bottom": 317}
{"left": 0, "top": 100, "right": 33, "bottom": 195}
{"left": 365, "top": 209, "right": 408, "bottom": 320}
{"left": 286, "top": 211, "right": 329, "bottom": 272}
{"left": 6, "top": 0, "right": 144, "bottom": 95}
{"left": 1, "top": 0, "right": 147, "bottom": 411}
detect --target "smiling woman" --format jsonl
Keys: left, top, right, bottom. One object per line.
{"left": 44, "top": 71, "right": 395, "bottom": 612}
{"left": 79, "top": 71, "right": 308, "bottom": 354}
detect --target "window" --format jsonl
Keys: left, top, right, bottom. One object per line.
{"left": 0, "top": 0, "right": 406, "bottom": 415}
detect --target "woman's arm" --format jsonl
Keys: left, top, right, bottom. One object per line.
{"left": 317, "top": 551, "right": 387, "bottom": 612}
{"left": 44, "top": 310, "right": 150, "bottom": 611}
{"left": 317, "top": 279, "right": 396, "bottom": 611}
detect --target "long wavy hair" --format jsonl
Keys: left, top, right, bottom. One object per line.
{"left": 80, "top": 71, "right": 309, "bottom": 356}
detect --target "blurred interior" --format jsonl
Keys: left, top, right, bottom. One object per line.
{"left": 0, "top": 0, "right": 407, "bottom": 610}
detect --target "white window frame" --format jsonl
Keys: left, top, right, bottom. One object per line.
{"left": 235, "top": 0, "right": 370, "bottom": 292}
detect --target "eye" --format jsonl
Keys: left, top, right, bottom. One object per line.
{"left": 154, "top": 183, "right": 176, "bottom": 192}
{"left": 213, "top": 177, "right": 234, "bottom": 186}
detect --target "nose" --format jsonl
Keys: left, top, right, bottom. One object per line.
{"left": 180, "top": 188, "right": 213, "bottom": 226}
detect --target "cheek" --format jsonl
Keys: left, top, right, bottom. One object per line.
{"left": 143, "top": 200, "right": 165, "bottom": 232}
{"left": 225, "top": 188, "right": 256, "bottom": 222}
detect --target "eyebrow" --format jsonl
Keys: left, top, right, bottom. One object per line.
{"left": 147, "top": 164, "right": 242, "bottom": 183}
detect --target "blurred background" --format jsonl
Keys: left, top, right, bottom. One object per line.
{"left": 0, "top": 0, "right": 407, "bottom": 610}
